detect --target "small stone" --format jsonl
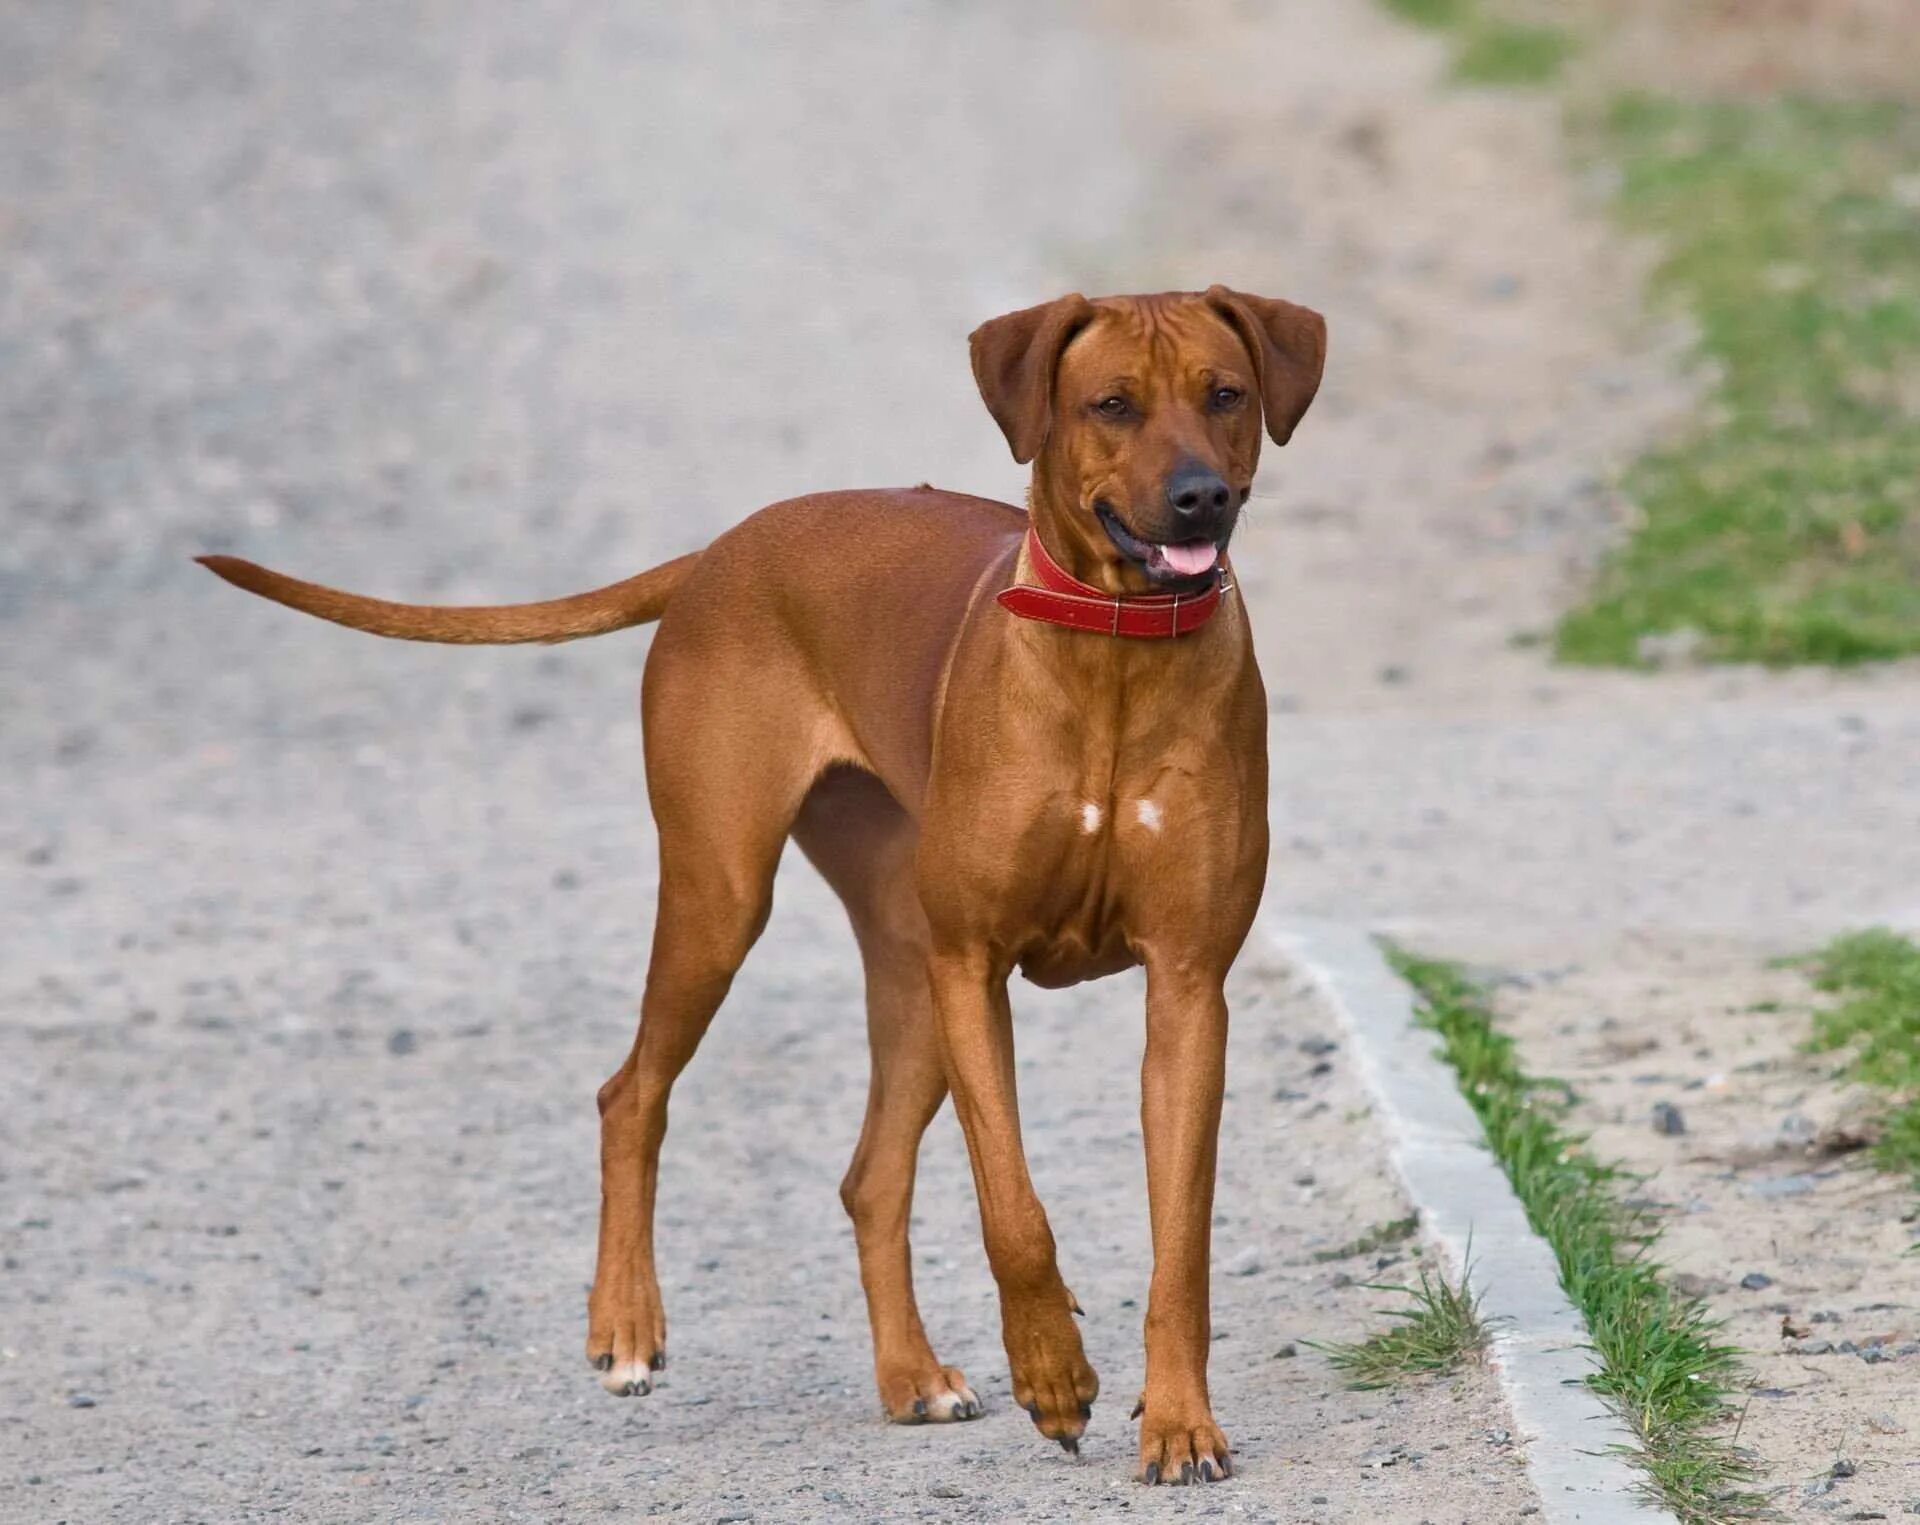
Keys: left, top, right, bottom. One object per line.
{"left": 1833, "top": 1458, "right": 1858, "bottom": 1479}
{"left": 1298, "top": 1036, "right": 1339, "bottom": 1056}
{"left": 928, "top": 1483, "right": 964, "bottom": 1499}
{"left": 1651, "top": 1101, "right": 1686, "bottom": 1136}
{"left": 67, "top": 1393, "right": 96, "bottom": 1408}
{"left": 1224, "top": 1248, "right": 1263, "bottom": 1277}
{"left": 1793, "top": 1340, "right": 1835, "bottom": 1355}
{"left": 1740, "top": 1272, "right": 1774, "bottom": 1291}
{"left": 1273, "top": 1343, "right": 1298, "bottom": 1359}
{"left": 387, "top": 1029, "right": 417, "bottom": 1057}
{"left": 1868, "top": 1412, "right": 1906, "bottom": 1436}
{"left": 1748, "top": 1173, "right": 1819, "bottom": 1199}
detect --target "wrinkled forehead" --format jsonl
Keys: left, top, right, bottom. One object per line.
{"left": 1056, "top": 296, "right": 1251, "bottom": 391}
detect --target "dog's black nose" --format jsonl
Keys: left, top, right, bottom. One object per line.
{"left": 1165, "top": 463, "right": 1232, "bottom": 521}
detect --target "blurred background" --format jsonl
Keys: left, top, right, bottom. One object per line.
{"left": 5, "top": 2, "right": 1918, "bottom": 1519}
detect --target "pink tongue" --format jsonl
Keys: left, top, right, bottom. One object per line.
{"left": 1158, "top": 540, "right": 1219, "bottom": 576}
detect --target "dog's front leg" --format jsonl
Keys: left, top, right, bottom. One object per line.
{"left": 1134, "top": 962, "right": 1233, "bottom": 1484}
{"left": 928, "top": 950, "right": 1098, "bottom": 1451}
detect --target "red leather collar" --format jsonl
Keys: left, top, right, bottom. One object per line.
{"left": 996, "top": 528, "right": 1226, "bottom": 638}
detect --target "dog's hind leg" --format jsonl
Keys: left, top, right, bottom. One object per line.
{"left": 585, "top": 651, "right": 824, "bottom": 1398}
{"left": 793, "top": 768, "right": 980, "bottom": 1424}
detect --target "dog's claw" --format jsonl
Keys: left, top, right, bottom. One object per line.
{"left": 1059, "top": 1436, "right": 1079, "bottom": 1457}
{"left": 1079, "top": 1402, "right": 1092, "bottom": 1420}
{"left": 1144, "top": 1462, "right": 1161, "bottom": 1486}
{"left": 1070, "top": 1298, "right": 1085, "bottom": 1317}
{"left": 1179, "top": 1461, "right": 1195, "bottom": 1486}
{"left": 648, "top": 1350, "right": 666, "bottom": 1373}
{"left": 1130, "top": 1399, "right": 1144, "bottom": 1420}
{"left": 1199, "top": 1459, "right": 1216, "bottom": 1482}
{"left": 592, "top": 1353, "right": 613, "bottom": 1372}
{"left": 912, "top": 1398, "right": 927, "bottom": 1420}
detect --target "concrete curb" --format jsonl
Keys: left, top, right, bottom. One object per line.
{"left": 1263, "top": 916, "right": 1677, "bottom": 1525}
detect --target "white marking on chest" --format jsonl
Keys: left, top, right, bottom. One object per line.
{"left": 1134, "top": 799, "right": 1163, "bottom": 833}
{"left": 1080, "top": 801, "right": 1103, "bottom": 834}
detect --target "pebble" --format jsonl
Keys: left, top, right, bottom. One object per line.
{"left": 1273, "top": 1343, "right": 1298, "bottom": 1359}
{"left": 387, "top": 1029, "right": 417, "bottom": 1057}
{"left": 1748, "top": 1173, "right": 1819, "bottom": 1199}
{"left": 928, "top": 1483, "right": 964, "bottom": 1499}
{"left": 1224, "top": 1248, "right": 1263, "bottom": 1277}
{"left": 1740, "top": 1272, "right": 1774, "bottom": 1291}
{"left": 67, "top": 1393, "right": 96, "bottom": 1408}
{"left": 1650, "top": 1101, "right": 1686, "bottom": 1136}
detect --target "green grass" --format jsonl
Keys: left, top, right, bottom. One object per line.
{"left": 1312, "top": 1212, "right": 1421, "bottom": 1263}
{"left": 1557, "top": 97, "right": 1920, "bottom": 666}
{"left": 1454, "top": 20, "right": 1576, "bottom": 85}
{"left": 1318, "top": 1261, "right": 1489, "bottom": 1388}
{"left": 1389, "top": 949, "right": 1760, "bottom": 1523}
{"left": 1379, "top": 0, "right": 1576, "bottom": 86}
{"left": 1382, "top": 0, "right": 1474, "bottom": 28}
{"left": 1805, "top": 929, "right": 1920, "bottom": 1180}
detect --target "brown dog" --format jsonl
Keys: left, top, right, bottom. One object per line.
{"left": 198, "top": 286, "right": 1326, "bottom": 1484}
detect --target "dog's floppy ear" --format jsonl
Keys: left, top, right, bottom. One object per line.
{"left": 969, "top": 294, "right": 1096, "bottom": 464}
{"left": 1204, "top": 286, "right": 1327, "bottom": 446}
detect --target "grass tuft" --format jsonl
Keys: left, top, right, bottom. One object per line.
{"left": 1388, "top": 948, "right": 1762, "bottom": 1523}
{"left": 1318, "top": 1260, "right": 1489, "bottom": 1389}
{"left": 1805, "top": 929, "right": 1920, "bottom": 1180}
{"left": 1452, "top": 21, "right": 1576, "bottom": 86}
{"left": 1382, "top": 0, "right": 1474, "bottom": 28}
{"left": 1558, "top": 98, "right": 1920, "bottom": 667}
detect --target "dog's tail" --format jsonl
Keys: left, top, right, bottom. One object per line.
{"left": 194, "top": 551, "right": 702, "bottom": 645}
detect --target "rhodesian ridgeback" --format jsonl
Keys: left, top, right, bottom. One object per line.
{"left": 198, "top": 286, "right": 1326, "bottom": 1484}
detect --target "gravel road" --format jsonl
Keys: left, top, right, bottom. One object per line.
{"left": 4, "top": 4, "right": 1549, "bottom": 1521}
{"left": 9, "top": 0, "right": 1916, "bottom": 1520}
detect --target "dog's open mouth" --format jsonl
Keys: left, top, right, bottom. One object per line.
{"left": 1096, "top": 503, "right": 1220, "bottom": 582}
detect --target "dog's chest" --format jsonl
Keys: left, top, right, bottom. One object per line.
{"left": 993, "top": 778, "right": 1201, "bottom": 986}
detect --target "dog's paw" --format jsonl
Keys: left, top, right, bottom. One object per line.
{"left": 591, "top": 1345, "right": 665, "bottom": 1398}
{"left": 1005, "top": 1301, "right": 1099, "bottom": 1452}
{"left": 1134, "top": 1399, "right": 1231, "bottom": 1485}
{"left": 880, "top": 1363, "right": 983, "bottom": 1424}
{"left": 585, "top": 1287, "right": 667, "bottom": 1398}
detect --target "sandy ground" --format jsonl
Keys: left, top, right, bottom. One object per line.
{"left": 7, "top": 0, "right": 1920, "bottom": 1519}
{"left": 1471, "top": 940, "right": 1920, "bottom": 1517}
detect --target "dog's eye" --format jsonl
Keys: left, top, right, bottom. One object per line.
{"left": 1211, "top": 386, "right": 1244, "bottom": 411}
{"left": 1096, "top": 395, "right": 1131, "bottom": 418}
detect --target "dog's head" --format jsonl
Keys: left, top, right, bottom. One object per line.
{"left": 970, "top": 288, "right": 1325, "bottom": 591}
